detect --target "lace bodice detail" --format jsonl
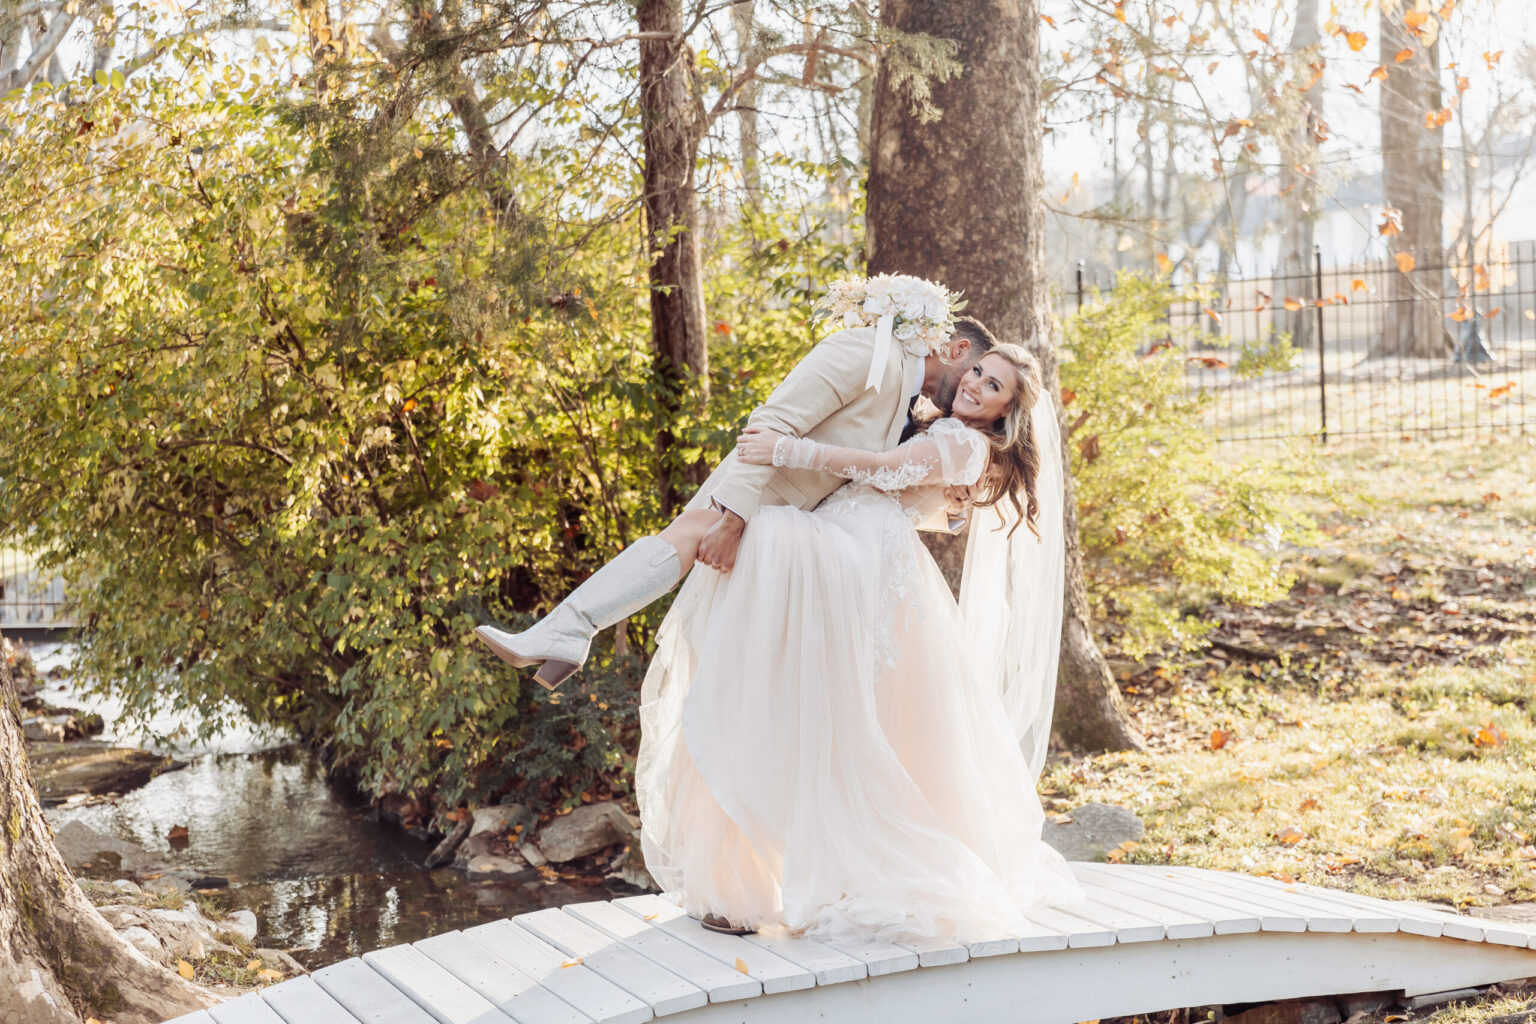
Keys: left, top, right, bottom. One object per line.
{"left": 772, "top": 417, "right": 988, "bottom": 492}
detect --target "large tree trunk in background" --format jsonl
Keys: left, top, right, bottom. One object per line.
{"left": 868, "top": 0, "right": 1144, "bottom": 755}
{"left": 0, "top": 647, "right": 214, "bottom": 1024}
{"left": 1280, "top": 0, "right": 1321, "bottom": 349}
{"left": 638, "top": 0, "right": 709, "bottom": 511}
{"left": 1375, "top": 2, "right": 1450, "bottom": 359}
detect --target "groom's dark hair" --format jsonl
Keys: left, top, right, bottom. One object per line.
{"left": 952, "top": 315, "right": 998, "bottom": 355}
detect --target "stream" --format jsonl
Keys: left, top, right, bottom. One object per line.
{"left": 26, "top": 642, "right": 623, "bottom": 967}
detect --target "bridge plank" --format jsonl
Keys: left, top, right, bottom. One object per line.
{"left": 312, "top": 957, "right": 440, "bottom": 1024}
{"left": 1072, "top": 864, "right": 1260, "bottom": 935}
{"left": 513, "top": 907, "right": 708, "bottom": 1015}
{"left": 610, "top": 895, "right": 814, "bottom": 993}
{"left": 1020, "top": 904, "right": 1117, "bottom": 947}
{"left": 834, "top": 936, "right": 921, "bottom": 977}
{"left": 464, "top": 920, "right": 653, "bottom": 1024}
{"left": 261, "top": 976, "right": 364, "bottom": 1024}
{"left": 558, "top": 902, "right": 761, "bottom": 1002}
{"left": 1073, "top": 871, "right": 1213, "bottom": 940}
{"left": 1157, "top": 867, "right": 1368, "bottom": 933}
{"left": 413, "top": 931, "right": 596, "bottom": 1024}
{"left": 364, "top": 944, "right": 516, "bottom": 1024}
{"left": 739, "top": 930, "right": 869, "bottom": 986}
{"left": 209, "top": 992, "right": 288, "bottom": 1024}
{"left": 164, "top": 1013, "right": 219, "bottom": 1024}
{"left": 1100, "top": 867, "right": 1307, "bottom": 932}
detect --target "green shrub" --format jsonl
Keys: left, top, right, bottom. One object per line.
{"left": 1060, "top": 273, "right": 1320, "bottom": 657}
{"left": 0, "top": 57, "right": 838, "bottom": 813}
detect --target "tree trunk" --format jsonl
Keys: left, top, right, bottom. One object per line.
{"left": 731, "top": 1, "right": 761, "bottom": 199}
{"left": 867, "top": 0, "right": 1144, "bottom": 755}
{"left": 638, "top": 0, "right": 709, "bottom": 511}
{"left": 1280, "top": 0, "right": 1321, "bottom": 350}
{"left": 1375, "top": 2, "right": 1450, "bottom": 359}
{"left": 0, "top": 647, "right": 214, "bottom": 1024}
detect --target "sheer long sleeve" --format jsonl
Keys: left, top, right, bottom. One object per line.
{"left": 771, "top": 417, "right": 988, "bottom": 493}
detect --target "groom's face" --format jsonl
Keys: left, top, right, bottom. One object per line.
{"left": 933, "top": 338, "right": 982, "bottom": 414}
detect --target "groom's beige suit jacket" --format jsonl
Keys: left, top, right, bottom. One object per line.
{"left": 687, "top": 325, "right": 918, "bottom": 521}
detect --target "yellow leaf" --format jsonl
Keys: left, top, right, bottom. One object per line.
{"left": 1113, "top": 1, "right": 1126, "bottom": 22}
{"left": 1352, "top": 278, "right": 1368, "bottom": 291}
{"left": 1394, "top": 252, "right": 1417, "bottom": 273}
{"left": 1275, "top": 827, "right": 1306, "bottom": 846}
{"left": 561, "top": 958, "right": 584, "bottom": 968}
{"left": 644, "top": 912, "right": 659, "bottom": 920}
{"left": 1404, "top": 9, "right": 1429, "bottom": 29}
{"left": 735, "top": 957, "right": 749, "bottom": 974}
{"left": 1155, "top": 252, "right": 1173, "bottom": 274}
{"left": 1283, "top": 297, "right": 1304, "bottom": 311}
{"left": 176, "top": 960, "right": 195, "bottom": 980}
{"left": 246, "top": 959, "right": 262, "bottom": 971}
{"left": 1484, "top": 49, "right": 1504, "bottom": 69}
{"left": 1346, "top": 30, "right": 1367, "bottom": 51}
{"left": 1394, "top": 47, "right": 1415, "bottom": 63}
{"left": 256, "top": 968, "right": 284, "bottom": 983}
{"left": 1448, "top": 305, "right": 1473, "bottom": 322}
{"left": 1368, "top": 65, "right": 1389, "bottom": 82}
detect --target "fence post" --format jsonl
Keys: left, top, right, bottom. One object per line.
{"left": 1314, "top": 245, "right": 1328, "bottom": 444}
{"left": 1076, "top": 260, "right": 1086, "bottom": 312}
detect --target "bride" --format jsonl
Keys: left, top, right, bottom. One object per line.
{"left": 636, "top": 337, "right": 1082, "bottom": 942}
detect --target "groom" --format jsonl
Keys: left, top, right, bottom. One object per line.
{"left": 474, "top": 311, "right": 998, "bottom": 685}
{"left": 691, "top": 314, "right": 998, "bottom": 571}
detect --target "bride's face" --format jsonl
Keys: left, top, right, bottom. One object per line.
{"left": 952, "top": 353, "right": 1018, "bottom": 427}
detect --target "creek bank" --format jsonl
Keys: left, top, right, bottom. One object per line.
{"left": 7, "top": 638, "right": 187, "bottom": 804}
{"left": 427, "top": 799, "right": 659, "bottom": 892}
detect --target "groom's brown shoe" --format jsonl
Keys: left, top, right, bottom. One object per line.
{"left": 700, "top": 913, "right": 755, "bottom": 935}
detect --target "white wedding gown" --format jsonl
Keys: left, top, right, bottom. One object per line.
{"left": 636, "top": 418, "right": 1082, "bottom": 944}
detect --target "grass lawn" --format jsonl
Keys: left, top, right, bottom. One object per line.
{"left": 1051, "top": 431, "right": 1536, "bottom": 1022}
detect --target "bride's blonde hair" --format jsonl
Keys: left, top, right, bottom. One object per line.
{"left": 968, "top": 343, "right": 1046, "bottom": 539}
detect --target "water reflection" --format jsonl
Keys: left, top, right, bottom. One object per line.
{"left": 236, "top": 872, "right": 618, "bottom": 966}
{"left": 25, "top": 640, "right": 640, "bottom": 970}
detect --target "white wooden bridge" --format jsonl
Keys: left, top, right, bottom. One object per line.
{"left": 167, "top": 864, "right": 1536, "bottom": 1024}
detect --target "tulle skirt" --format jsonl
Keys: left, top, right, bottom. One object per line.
{"left": 636, "top": 489, "right": 1081, "bottom": 944}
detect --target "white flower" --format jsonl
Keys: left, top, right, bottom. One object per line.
{"left": 893, "top": 321, "right": 919, "bottom": 341}
{"left": 863, "top": 293, "right": 895, "bottom": 316}
{"left": 842, "top": 309, "right": 864, "bottom": 327}
{"left": 923, "top": 297, "right": 950, "bottom": 321}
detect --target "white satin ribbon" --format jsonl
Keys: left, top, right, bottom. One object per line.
{"left": 864, "top": 313, "right": 895, "bottom": 392}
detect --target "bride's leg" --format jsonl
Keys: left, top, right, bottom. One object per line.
{"left": 474, "top": 510, "right": 722, "bottom": 689}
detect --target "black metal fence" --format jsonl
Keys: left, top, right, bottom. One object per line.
{"left": 1066, "top": 242, "right": 1536, "bottom": 445}
{"left": 0, "top": 543, "right": 72, "bottom": 632}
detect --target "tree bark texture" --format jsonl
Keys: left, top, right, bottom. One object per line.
{"left": 731, "top": 1, "right": 761, "bottom": 198}
{"left": 0, "top": 648, "right": 213, "bottom": 1024}
{"left": 638, "top": 0, "right": 709, "bottom": 510}
{"left": 1376, "top": 5, "right": 1450, "bottom": 359}
{"left": 868, "top": 0, "right": 1144, "bottom": 755}
{"left": 1280, "top": 0, "right": 1321, "bottom": 350}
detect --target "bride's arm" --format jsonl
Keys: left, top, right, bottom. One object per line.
{"left": 737, "top": 421, "right": 987, "bottom": 491}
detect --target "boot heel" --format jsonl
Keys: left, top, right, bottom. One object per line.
{"left": 535, "top": 660, "right": 580, "bottom": 690}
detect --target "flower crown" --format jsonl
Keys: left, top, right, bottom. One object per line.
{"left": 812, "top": 274, "right": 966, "bottom": 358}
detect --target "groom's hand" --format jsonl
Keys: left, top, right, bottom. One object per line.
{"left": 697, "top": 507, "right": 747, "bottom": 572}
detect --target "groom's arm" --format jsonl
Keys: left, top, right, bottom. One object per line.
{"left": 708, "top": 326, "right": 874, "bottom": 522}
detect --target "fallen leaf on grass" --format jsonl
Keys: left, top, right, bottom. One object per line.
{"left": 1474, "top": 723, "right": 1507, "bottom": 747}
{"left": 256, "top": 969, "right": 284, "bottom": 983}
{"left": 246, "top": 959, "right": 262, "bottom": 971}
{"left": 176, "top": 960, "right": 194, "bottom": 980}
{"left": 1299, "top": 797, "right": 1322, "bottom": 812}
{"left": 1208, "top": 729, "right": 1232, "bottom": 750}
{"left": 1275, "top": 827, "right": 1306, "bottom": 846}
